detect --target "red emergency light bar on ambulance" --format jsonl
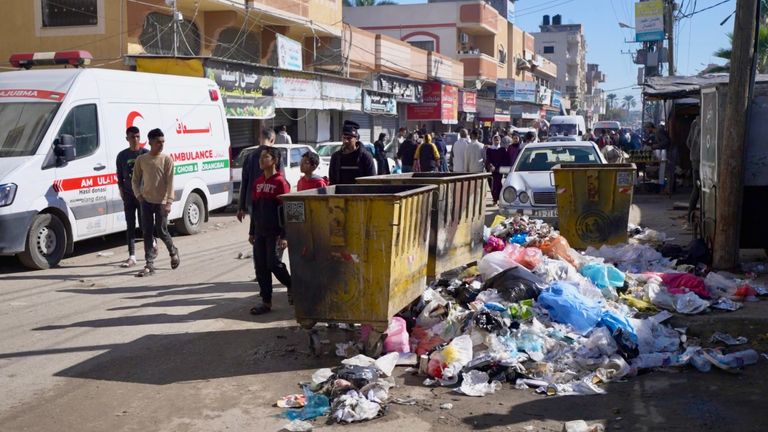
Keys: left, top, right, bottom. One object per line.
{"left": 9, "top": 51, "right": 93, "bottom": 69}
{"left": 0, "top": 51, "right": 232, "bottom": 269}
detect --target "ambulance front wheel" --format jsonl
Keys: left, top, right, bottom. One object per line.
{"left": 18, "top": 213, "right": 67, "bottom": 270}
{"left": 176, "top": 192, "right": 205, "bottom": 235}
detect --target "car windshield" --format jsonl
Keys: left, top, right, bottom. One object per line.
{"left": 317, "top": 144, "right": 341, "bottom": 156}
{"left": 515, "top": 146, "right": 600, "bottom": 172}
{"left": 0, "top": 102, "right": 59, "bottom": 157}
{"left": 550, "top": 124, "right": 577, "bottom": 136}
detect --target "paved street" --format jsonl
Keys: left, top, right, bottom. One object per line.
{"left": 1, "top": 197, "right": 766, "bottom": 432}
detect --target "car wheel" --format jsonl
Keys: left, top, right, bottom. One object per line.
{"left": 18, "top": 213, "right": 67, "bottom": 270}
{"left": 176, "top": 192, "right": 205, "bottom": 235}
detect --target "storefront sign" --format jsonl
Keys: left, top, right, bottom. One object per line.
{"left": 635, "top": 0, "right": 664, "bottom": 42}
{"left": 374, "top": 75, "right": 422, "bottom": 102}
{"left": 510, "top": 104, "right": 540, "bottom": 119}
{"left": 276, "top": 34, "right": 303, "bottom": 71}
{"left": 551, "top": 90, "right": 563, "bottom": 109}
{"left": 322, "top": 79, "right": 362, "bottom": 111}
{"left": 205, "top": 60, "right": 275, "bottom": 119}
{"left": 494, "top": 101, "right": 511, "bottom": 122}
{"left": 273, "top": 70, "right": 322, "bottom": 109}
{"left": 537, "top": 86, "right": 552, "bottom": 106}
{"left": 406, "top": 82, "right": 457, "bottom": 124}
{"left": 459, "top": 90, "right": 477, "bottom": 113}
{"left": 477, "top": 98, "right": 495, "bottom": 121}
{"left": 514, "top": 80, "right": 537, "bottom": 104}
{"left": 363, "top": 90, "right": 397, "bottom": 115}
{"left": 496, "top": 79, "right": 515, "bottom": 101}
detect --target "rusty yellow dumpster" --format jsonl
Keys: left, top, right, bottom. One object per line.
{"left": 281, "top": 184, "right": 436, "bottom": 335}
{"left": 552, "top": 163, "right": 636, "bottom": 249}
{"left": 357, "top": 172, "right": 489, "bottom": 278}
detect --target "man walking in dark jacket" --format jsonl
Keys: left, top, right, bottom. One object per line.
{"left": 116, "top": 126, "right": 149, "bottom": 268}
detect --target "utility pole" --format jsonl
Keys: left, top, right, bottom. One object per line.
{"left": 713, "top": 0, "right": 759, "bottom": 269}
{"left": 665, "top": 0, "right": 675, "bottom": 76}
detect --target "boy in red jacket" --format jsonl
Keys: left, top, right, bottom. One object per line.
{"left": 249, "top": 147, "right": 292, "bottom": 315}
{"left": 297, "top": 151, "right": 328, "bottom": 191}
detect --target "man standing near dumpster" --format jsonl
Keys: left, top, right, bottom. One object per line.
{"left": 329, "top": 120, "right": 376, "bottom": 185}
{"left": 132, "top": 128, "right": 180, "bottom": 277}
{"left": 464, "top": 129, "right": 485, "bottom": 173}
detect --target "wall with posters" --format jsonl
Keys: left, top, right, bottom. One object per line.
{"left": 363, "top": 90, "right": 397, "bottom": 115}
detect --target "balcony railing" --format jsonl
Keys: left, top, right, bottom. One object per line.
{"left": 457, "top": 3, "right": 498, "bottom": 35}
{"left": 458, "top": 52, "right": 498, "bottom": 81}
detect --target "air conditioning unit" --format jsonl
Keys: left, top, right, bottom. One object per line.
{"left": 460, "top": 33, "right": 470, "bottom": 44}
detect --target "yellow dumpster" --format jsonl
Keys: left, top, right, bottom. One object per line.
{"left": 357, "top": 172, "right": 489, "bottom": 278}
{"left": 281, "top": 184, "right": 436, "bottom": 335}
{"left": 553, "top": 163, "right": 637, "bottom": 249}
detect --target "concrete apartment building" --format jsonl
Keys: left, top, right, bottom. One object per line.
{"left": 585, "top": 63, "right": 607, "bottom": 125}
{"left": 532, "top": 14, "right": 587, "bottom": 114}
{"left": 344, "top": 0, "right": 559, "bottom": 127}
{"left": 0, "top": 0, "right": 460, "bottom": 145}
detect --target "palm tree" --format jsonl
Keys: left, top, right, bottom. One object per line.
{"left": 606, "top": 93, "right": 618, "bottom": 111}
{"left": 708, "top": 0, "right": 768, "bottom": 73}
{"left": 343, "top": 0, "right": 397, "bottom": 6}
{"left": 622, "top": 95, "right": 637, "bottom": 114}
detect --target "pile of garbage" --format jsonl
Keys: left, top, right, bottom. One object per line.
{"left": 279, "top": 216, "right": 765, "bottom": 427}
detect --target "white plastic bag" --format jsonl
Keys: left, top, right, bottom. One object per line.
{"left": 478, "top": 251, "right": 519, "bottom": 280}
{"left": 456, "top": 370, "right": 501, "bottom": 397}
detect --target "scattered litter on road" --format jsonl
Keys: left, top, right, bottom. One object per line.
{"left": 562, "top": 419, "right": 605, "bottom": 432}
{"left": 277, "top": 394, "right": 306, "bottom": 408}
{"left": 96, "top": 251, "right": 114, "bottom": 257}
{"left": 710, "top": 332, "right": 748, "bottom": 346}
{"left": 236, "top": 250, "right": 252, "bottom": 260}
{"left": 440, "top": 402, "right": 453, "bottom": 410}
{"left": 278, "top": 215, "right": 763, "bottom": 425}
{"left": 282, "top": 419, "right": 313, "bottom": 432}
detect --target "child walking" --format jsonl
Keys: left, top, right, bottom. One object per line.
{"left": 249, "top": 147, "right": 292, "bottom": 315}
{"left": 297, "top": 151, "right": 329, "bottom": 191}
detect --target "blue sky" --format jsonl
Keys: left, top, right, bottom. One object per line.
{"left": 395, "top": 0, "right": 735, "bottom": 99}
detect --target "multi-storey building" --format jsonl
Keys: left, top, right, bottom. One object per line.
{"left": 532, "top": 14, "right": 587, "bottom": 115}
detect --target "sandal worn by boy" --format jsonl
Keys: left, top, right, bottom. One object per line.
{"left": 170, "top": 250, "right": 181, "bottom": 269}
{"left": 136, "top": 266, "right": 156, "bottom": 277}
{"left": 250, "top": 304, "right": 271, "bottom": 315}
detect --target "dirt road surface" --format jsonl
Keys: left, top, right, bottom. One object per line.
{"left": 1, "top": 195, "right": 767, "bottom": 432}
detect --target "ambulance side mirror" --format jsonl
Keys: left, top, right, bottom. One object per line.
{"left": 54, "top": 134, "right": 76, "bottom": 167}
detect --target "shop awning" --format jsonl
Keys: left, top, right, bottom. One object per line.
{"left": 643, "top": 74, "right": 768, "bottom": 100}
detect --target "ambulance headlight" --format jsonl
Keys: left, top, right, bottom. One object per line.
{"left": 0, "top": 183, "right": 17, "bottom": 207}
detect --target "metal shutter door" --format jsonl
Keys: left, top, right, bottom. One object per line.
{"left": 379, "top": 116, "right": 398, "bottom": 142}
{"left": 343, "top": 112, "right": 373, "bottom": 143}
{"left": 227, "top": 119, "right": 255, "bottom": 149}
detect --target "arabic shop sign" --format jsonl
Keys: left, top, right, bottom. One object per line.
{"left": 205, "top": 60, "right": 275, "bottom": 119}
{"left": 363, "top": 90, "right": 397, "bottom": 115}
{"left": 374, "top": 75, "right": 423, "bottom": 103}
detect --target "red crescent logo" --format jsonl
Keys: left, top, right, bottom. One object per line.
{"left": 126, "top": 111, "right": 147, "bottom": 147}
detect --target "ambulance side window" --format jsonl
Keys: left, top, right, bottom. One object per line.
{"left": 57, "top": 104, "right": 99, "bottom": 160}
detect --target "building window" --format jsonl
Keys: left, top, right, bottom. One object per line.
{"left": 139, "top": 13, "right": 201, "bottom": 56}
{"left": 407, "top": 40, "right": 435, "bottom": 52}
{"left": 41, "top": 0, "right": 98, "bottom": 27}
{"left": 543, "top": 46, "right": 555, "bottom": 54}
{"left": 212, "top": 28, "right": 261, "bottom": 63}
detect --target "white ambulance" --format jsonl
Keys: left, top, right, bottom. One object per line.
{"left": 0, "top": 52, "right": 232, "bottom": 269}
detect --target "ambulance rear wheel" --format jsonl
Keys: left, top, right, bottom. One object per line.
{"left": 19, "top": 213, "right": 67, "bottom": 270}
{"left": 176, "top": 192, "right": 204, "bottom": 235}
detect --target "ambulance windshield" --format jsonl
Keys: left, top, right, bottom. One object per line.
{"left": 0, "top": 102, "right": 59, "bottom": 157}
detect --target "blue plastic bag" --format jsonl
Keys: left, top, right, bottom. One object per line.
{"left": 537, "top": 281, "right": 603, "bottom": 335}
{"left": 510, "top": 233, "right": 528, "bottom": 245}
{"left": 600, "top": 310, "right": 638, "bottom": 343}
{"left": 580, "top": 263, "right": 625, "bottom": 290}
{"left": 284, "top": 385, "right": 330, "bottom": 421}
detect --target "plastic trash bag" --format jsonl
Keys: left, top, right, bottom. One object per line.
{"left": 594, "top": 354, "right": 631, "bottom": 383}
{"left": 334, "top": 365, "right": 379, "bottom": 389}
{"left": 537, "top": 281, "right": 603, "bottom": 335}
{"left": 660, "top": 273, "right": 709, "bottom": 298}
{"left": 478, "top": 251, "right": 519, "bottom": 280}
{"left": 473, "top": 310, "right": 506, "bottom": 333}
{"left": 540, "top": 236, "right": 579, "bottom": 268}
{"left": 483, "top": 266, "right": 546, "bottom": 303}
{"left": 484, "top": 235, "right": 506, "bottom": 253}
{"left": 510, "top": 233, "right": 528, "bottom": 245}
{"left": 283, "top": 420, "right": 314, "bottom": 432}
{"left": 374, "top": 352, "right": 399, "bottom": 377}
{"left": 311, "top": 368, "right": 334, "bottom": 386}
{"left": 648, "top": 283, "right": 709, "bottom": 314}
{"left": 428, "top": 335, "right": 473, "bottom": 379}
{"left": 456, "top": 370, "right": 502, "bottom": 397}
{"left": 331, "top": 390, "right": 381, "bottom": 423}
{"left": 704, "top": 272, "right": 739, "bottom": 298}
{"left": 384, "top": 317, "right": 410, "bottom": 353}
{"left": 284, "top": 385, "right": 331, "bottom": 421}
{"left": 580, "top": 262, "right": 625, "bottom": 293}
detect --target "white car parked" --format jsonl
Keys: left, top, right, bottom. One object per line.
{"left": 232, "top": 144, "right": 327, "bottom": 197}
{"left": 499, "top": 141, "right": 606, "bottom": 221}
{"left": 316, "top": 141, "right": 397, "bottom": 174}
